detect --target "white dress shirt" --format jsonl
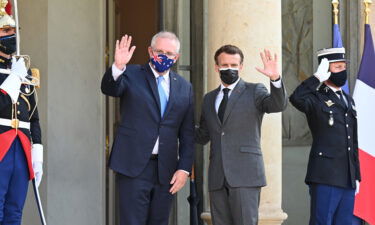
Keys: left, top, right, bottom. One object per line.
{"left": 148, "top": 65, "right": 170, "bottom": 155}
{"left": 215, "top": 78, "right": 282, "bottom": 112}
{"left": 326, "top": 85, "right": 348, "bottom": 106}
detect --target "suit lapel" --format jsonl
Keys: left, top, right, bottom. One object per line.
{"left": 142, "top": 64, "right": 161, "bottom": 113}
{"left": 162, "top": 72, "right": 178, "bottom": 119}
{"left": 210, "top": 87, "right": 221, "bottom": 126}
{"left": 222, "top": 79, "right": 246, "bottom": 124}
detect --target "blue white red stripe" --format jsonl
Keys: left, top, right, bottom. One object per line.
{"left": 353, "top": 24, "right": 375, "bottom": 225}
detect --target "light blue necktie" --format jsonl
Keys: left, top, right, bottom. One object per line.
{"left": 157, "top": 76, "right": 168, "bottom": 117}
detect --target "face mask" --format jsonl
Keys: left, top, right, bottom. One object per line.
{"left": 219, "top": 68, "right": 239, "bottom": 85}
{"left": 150, "top": 54, "right": 175, "bottom": 73}
{"left": 0, "top": 34, "right": 16, "bottom": 55}
{"left": 329, "top": 70, "right": 347, "bottom": 87}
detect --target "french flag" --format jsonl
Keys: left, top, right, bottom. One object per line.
{"left": 353, "top": 24, "right": 375, "bottom": 225}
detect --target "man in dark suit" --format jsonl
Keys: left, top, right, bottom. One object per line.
{"left": 290, "top": 47, "right": 361, "bottom": 225}
{"left": 195, "top": 45, "right": 287, "bottom": 225}
{"left": 101, "top": 32, "right": 194, "bottom": 225}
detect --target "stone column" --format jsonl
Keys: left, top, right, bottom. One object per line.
{"left": 19, "top": 0, "right": 107, "bottom": 224}
{"left": 201, "top": 0, "right": 287, "bottom": 224}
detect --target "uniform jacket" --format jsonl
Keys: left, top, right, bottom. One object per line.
{"left": 0, "top": 61, "right": 41, "bottom": 179}
{"left": 290, "top": 76, "right": 361, "bottom": 188}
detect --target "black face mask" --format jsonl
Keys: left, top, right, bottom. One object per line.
{"left": 329, "top": 70, "right": 347, "bottom": 87}
{"left": 0, "top": 34, "right": 16, "bottom": 55}
{"left": 219, "top": 68, "right": 239, "bottom": 85}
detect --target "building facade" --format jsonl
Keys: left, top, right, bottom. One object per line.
{"left": 16, "top": 0, "right": 372, "bottom": 225}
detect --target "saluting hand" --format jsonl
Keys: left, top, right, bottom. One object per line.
{"left": 314, "top": 58, "right": 331, "bottom": 82}
{"left": 255, "top": 49, "right": 280, "bottom": 81}
{"left": 114, "top": 34, "right": 136, "bottom": 70}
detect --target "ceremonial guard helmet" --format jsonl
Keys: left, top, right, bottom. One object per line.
{"left": 0, "top": 0, "right": 15, "bottom": 29}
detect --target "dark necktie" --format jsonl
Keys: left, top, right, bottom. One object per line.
{"left": 336, "top": 90, "right": 347, "bottom": 109}
{"left": 218, "top": 88, "right": 230, "bottom": 123}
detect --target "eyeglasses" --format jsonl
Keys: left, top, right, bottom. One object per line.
{"left": 152, "top": 49, "right": 178, "bottom": 59}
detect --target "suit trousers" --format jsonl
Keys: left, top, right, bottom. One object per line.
{"left": 0, "top": 138, "right": 29, "bottom": 225}
{"left": 309, "top": 184, "right": 355, "bottom": 225}
{"left": 117, "top": 159, "right": 174, "bottom": 225}
{"left": 210, "top": 180, "right": 261, "bottom": 225}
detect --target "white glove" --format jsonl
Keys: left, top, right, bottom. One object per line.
{"left": 355, "top": 180, "right": 360, "bottom": 195}
{"left": 0, "top": 71, "right": 21, "bottom": 103}
{"left": 32, "top": 144, "right": 43, "bottom": 188}
{"left": 314, "top": 58, "right": 331, "bottom": 82}
{"left": 11, "top": 57, "right": 28, "bottom": 80}
{"left": 0, "top": 57, "right": 28, "bottom": 103}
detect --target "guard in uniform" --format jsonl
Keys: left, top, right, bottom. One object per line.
{"left": 0, "top": 1, "right": 43, "bottom": 225}
{"left": 290, "top": 47, "right": 361, "bottom": 225}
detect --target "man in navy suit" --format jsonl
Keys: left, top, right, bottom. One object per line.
{"left": 101, "top": 31, "right": 194, "bottom": 225}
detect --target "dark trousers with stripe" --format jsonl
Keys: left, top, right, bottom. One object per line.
{"left": 309, "top": 184, "right": 355, "bottom": 225}
{"left": 0, "top": 138, "right": 29, "bottom": 225}
{"left": 117, "top": 159, "right": 174, "bottom": 225}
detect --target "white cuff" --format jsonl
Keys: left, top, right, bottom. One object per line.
{"left": 32, "top": 144, "right": 43, "bottom": 163}
{"left": 271, "top": 79, "right": 282, "bottom": 88}
{"left": 112, "top": 64, "right": 126, "bottom": 81}
{"left": 179, "top": 170, "right": 190, "bottom": 175}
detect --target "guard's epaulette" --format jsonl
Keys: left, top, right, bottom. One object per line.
{"left": 30, "top": 68, "right": 40, "bottom": 88}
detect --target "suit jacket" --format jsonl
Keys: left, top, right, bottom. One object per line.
{"left": 101, "top": 64, "right": 194, "bottom": 184}
{"left": 290, "top": 76, "right": 361, "bottom": 188}
{"left": 196, "top": 79, "right": 287, "bottom": 191}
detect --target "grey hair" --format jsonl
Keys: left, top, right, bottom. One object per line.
{"left": 150, "top": 31, "right": 181, "bottom": 53}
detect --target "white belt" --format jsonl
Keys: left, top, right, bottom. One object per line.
{"left": 0, "top": 118, "right": 30, "bottom": 129}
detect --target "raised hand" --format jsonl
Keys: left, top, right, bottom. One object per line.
{"left": 255, "top": 49, "right": 280, "bottom": 80}
{"left": 11, "top": 57, "right": 28, "bottom": 80}
{"left": 114, "top": 34, "right": 136, "bottom": 70}
{"left": 314, "top": 58, "right": 331, "bottom": 82}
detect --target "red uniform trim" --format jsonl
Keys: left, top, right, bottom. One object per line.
{"left": 17, "top": 131, "right": 34, "bottom": 180}
{"left": 0, "top": 89, "right": 7, "bottom": 95}
{"left": 0, "top": 130, "right": 16, "bottom": 160}
{"left": 0, "top": 129, "right": 34, "bottom": 180}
